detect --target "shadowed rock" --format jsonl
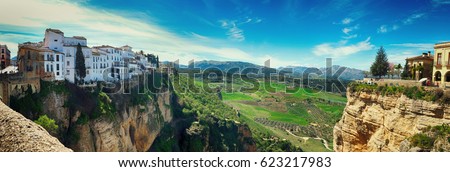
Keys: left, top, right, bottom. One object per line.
{"left": 0, "top": 101, "right": 72, "bottom": 152}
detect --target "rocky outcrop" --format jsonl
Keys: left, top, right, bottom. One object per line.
{"left": 41, "top": 91, "right": 173, "bottom": 152}
{"left": 0, "top": 101, "right": 72, "bottom": 152}
{"left": 333, "top": 89, "right": 450, "bottom": 152}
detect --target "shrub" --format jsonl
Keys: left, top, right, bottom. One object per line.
{"left": 410, "top": 133, "right": 435, "bottom": 150}
{"left": 34, "top": 115, "right": 58, "bottom": 134}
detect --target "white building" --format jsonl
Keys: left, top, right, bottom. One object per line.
{"left": 23, "top": 28, "right": 159, "bottom": 84}
{"left": 43, "top": 28, "right": 93, "bottom": 83}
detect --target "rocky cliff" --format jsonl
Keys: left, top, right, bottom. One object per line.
{"left": 0, "top": 101, "right": 72, "bottom": 152}
{"left": 41, "top": 91, "right": 173, "bottom": 152}
{"left": 333, "top": 88, "right": 450, "bottom": 152}
{"left": 9, "top": 78, "right": 257, "bottom": 152}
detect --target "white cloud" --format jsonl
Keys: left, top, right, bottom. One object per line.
{"left": 378, "top": 13, "right": 426, "bottom": 34}
{"left": 313, "top": 37, "right": 374, "bottom": 57}
{"left": 190, "top": 32, "right": 210, "bottom": 41}
{"left": 390, "top": 43, "right": 434, "bottom": 50}
{"left": 218, "top": 20, "right": 245, "bottom": 42}
{"left": 432, "top": 0, "right": 450, "bottom": 6}
{"left": 227, "top": 25, "right": 245, "bottom": 42}
{"left": 392, "top": 25, "right": 399, "bottom": 31}
{"left": 342, "top": 18, "right": 353, "bottom": 25}
{"left": 378, "top": 25, "right": 388, "bottom": 33}
{"left": 403, "top": 13, "right": 425, "bottom": 25}
{"left": 342, "top": 25, "right": 359, "bottom": 34}
{"left": 343, "top": 34, "right": 358, "bottom": 39}
{"left": 0, "top": 0, "right": 260, "bottom": 65}
{"left": 218, "top": 17, "right": 262, "bottom": 42}
{"left": 342, "top": 28, "right": 352, "bottom": 35}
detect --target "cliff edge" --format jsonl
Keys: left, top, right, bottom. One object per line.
{"left": 333, "top": 87, "right": 450, "bottom": 152}
{"left": 0, "top": 101, "right": 72, "bottom": 152}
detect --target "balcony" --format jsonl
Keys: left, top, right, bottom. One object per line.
{"left": 435, "top": 64, "right": 442, "bottom": 69}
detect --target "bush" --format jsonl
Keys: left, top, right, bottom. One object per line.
{"left": 34, "top": 115, "right": 59, "bottom": 134}
{"left": 410, "top": 133, "right": 435, "bottom": 150}
{"left": 91, "top": 92, "right": 116, "bottom": 120}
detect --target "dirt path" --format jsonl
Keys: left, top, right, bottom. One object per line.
{"left": 286, "top": 129, "right": 332, "bottom": 151}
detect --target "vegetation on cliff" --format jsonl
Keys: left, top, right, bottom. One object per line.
{"left": 34, "top": 115, "right": 59, "bottom": 135}
{"left": 409, "top": 124, "right": 450, "bottom": 152}
{"left": 348, "top": 82, "right": 450, "bottom": 103}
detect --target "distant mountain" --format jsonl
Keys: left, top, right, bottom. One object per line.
{"left": 280, "top": 65, "right": 364, "bottom": 80}
{"left": 192, "top": 60, "right": 264, "bottom": 71}
{"left": 169, "top": 60, "right": 364, "bottom": 80}
{"left": 320, "top": 65, "right": 364, "bottom": 80}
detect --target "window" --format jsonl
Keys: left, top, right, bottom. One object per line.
{"left": 67, "top": 70, "right": 70, "bottom": 75}
{"left": 56, "top": 55, "right": 59, "bottom": 61}
{"left": 54, "top": 39, "right": 58, "bottom": 42}
{"left": 56, "top": 64, "right": 59, "bottom": 70}
{"left": 51, "top": 65, "right": 53, "bottom": 72}
{"left": 67, "top": 61, "right": 70, "bottom": 66}
{"left": 437, "top": 53, "right": 442, "bottom": 65}
{"left": 56, "top": 72, "right": 60, "bottom": 76}
{"left": 448, "top": 53, "right": 450, "bottom": 65}
{"left": 1, "top": 49, "right": 4, "bottom": 53}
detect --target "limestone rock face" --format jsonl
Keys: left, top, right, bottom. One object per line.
{"left": 72, "top": 92, "right": 173, "bottom": 152}
{"left": 333, "top": 89, "right": 450, "bottom": 152}
{"left": 0, "top": 101, "right": 72, "bottom": 152}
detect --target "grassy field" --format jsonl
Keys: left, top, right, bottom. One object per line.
{"left": 221, "top": 92, "right": 254, "bottom": 101}
{"left": 196, "top": 78, "right": 346, "bottom": 152}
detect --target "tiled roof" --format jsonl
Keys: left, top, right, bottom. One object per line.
{"left": 406, "top": 54, "right": 433, "bottom": 61}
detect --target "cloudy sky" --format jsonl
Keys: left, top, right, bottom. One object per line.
{"left": 1, "top": 0, "right": 450, "bottom": 69}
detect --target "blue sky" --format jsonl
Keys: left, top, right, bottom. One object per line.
{"left": 1, "top": 0, "right": 450, "bottom": 70}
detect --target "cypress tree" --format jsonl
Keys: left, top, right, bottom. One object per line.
{"left": 75, "top": 43, "right": 86, "bottom": 83}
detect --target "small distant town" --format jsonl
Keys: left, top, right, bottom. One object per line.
{"left": 1, "top": 28, "right": 163, "bottom": 105}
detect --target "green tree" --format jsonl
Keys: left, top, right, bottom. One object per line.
{"left": 75, "top": 43, "right": 87, "bottom": 84}
{"left": 395, "top": 64, "right": 402, "bottom": 78}
{"left": 401, "top": 62, "right": 410, "bottom": 79}
{"left": 370, "top": 46, "right": 389, "bottom": 78}
{"left": 34, "top": 115, "right": 58, "bottom": 134}
{"left": 156, "top": 56, "right": 160, "bottom": 68}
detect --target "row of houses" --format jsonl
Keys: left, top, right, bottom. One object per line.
{"left": 405, "top": 42, "right": 450, "bottom": 88}
{"left": 16, "top": 28, "right": 159, "bottom": 84}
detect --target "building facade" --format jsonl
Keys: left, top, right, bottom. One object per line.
{"left": 432, "top": 42, "right": 450, "bottom": 88}
{"left": 406, "top": 52, "right": 434, "bottom": 81}
{"left": 17, "top": 28, "right": 160, "bottom": 84}
{"left": 0, "top": 44, "right": 11, "bottom": 70}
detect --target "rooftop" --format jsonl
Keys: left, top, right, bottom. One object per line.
{"left": 71, "top": 36, "right": 87, "bottom": 40}
{"left": 434, "top": 42, "right": 450, "bottom": 48}
{"left": 46, "top": 28, "right": 64, "bottom": 35}
{"left": 406, "top": 53, "right": 434, "bottom": 61}
{"left": 93, "top": 45, "right": 115, "bottom": 49}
